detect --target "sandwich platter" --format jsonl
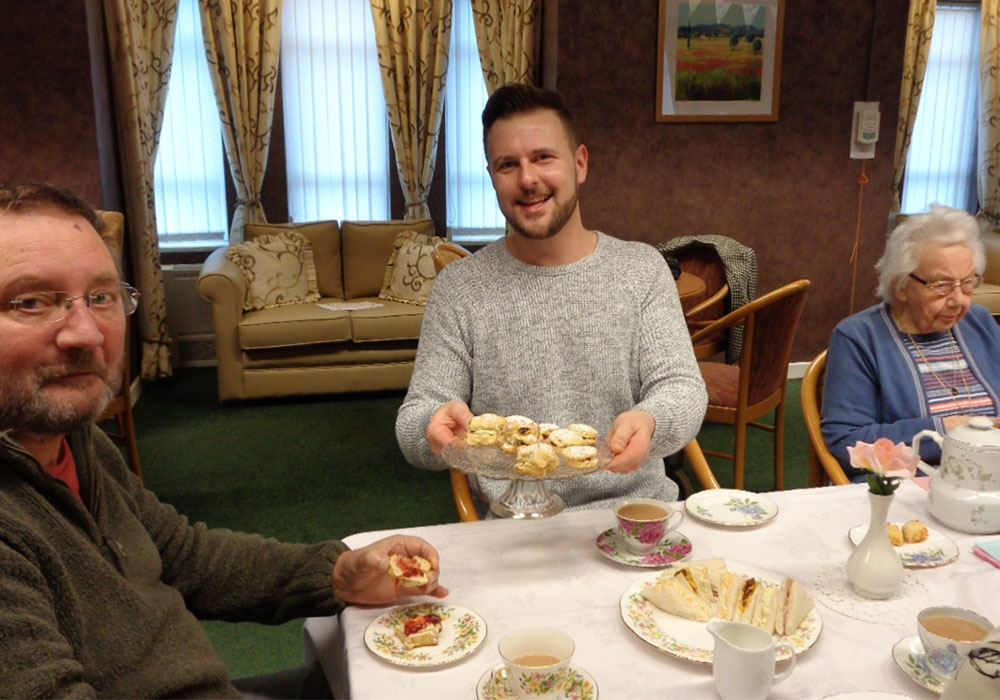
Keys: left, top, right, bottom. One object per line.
{"left": 619, "top": 562, "right": 822, "bottom": 664}
{"left": 364, "top": 603, "right": 487, "bottom": 668}
{"left": 442, "top": 435, "right": 612, "bottom": 481}
{"left": 847, "top": 523, "right": 959, "bottom": 568}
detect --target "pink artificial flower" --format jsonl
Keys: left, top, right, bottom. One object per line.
{"left": 847, "top": 438, "right": 919, "bottom": 479}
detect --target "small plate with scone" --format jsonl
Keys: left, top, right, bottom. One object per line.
{"left": 847, "top": 520, "right": 959, "bottom": 568}
{"left": 363, "top": 602, "right": 487, "bottom": 667}
{"left": 443, "top": 414, "right": 613, "bottom": 481}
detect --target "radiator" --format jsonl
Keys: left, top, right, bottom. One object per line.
{"left": 162, "top": 264, "right": 216, "bottom": 367}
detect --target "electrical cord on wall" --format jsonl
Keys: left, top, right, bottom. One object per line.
{"left": 848, "top": 160, "right": 869, "bottom": 316}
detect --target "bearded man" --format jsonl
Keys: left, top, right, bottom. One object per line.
{"left": 0, "top": 183, "right": 446, "bottom": 697}
{"left": 395, "top": 84, "right": 707, "bottom": 514}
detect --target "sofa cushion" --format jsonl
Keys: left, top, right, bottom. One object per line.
{"left": 379, "top": 230, "right": 446, "bottom": 306}
{"left": 348, "top": 298, "right": 425, "bottom": 342}
{"left": 342, "top": 219, "right": 435, "bottom": 299}
{"left": 974, "top": 282, "right": 1000, "bottom": 317}
{"left": 238, "top": 299, "right": 353, "bottom": 349}
{"left": 245, "top": 220, "right": 343, "bottom": 299}
{"left": 226, "top": 232, "right": 320, "bottom": 311}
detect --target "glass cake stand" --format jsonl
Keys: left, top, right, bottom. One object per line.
{"left": 441, "top": 437, "right": 612, "bottom": 519}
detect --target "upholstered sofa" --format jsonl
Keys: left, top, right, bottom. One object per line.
{"left": 976, "top": 228, "right": 1000, "bottom": 318}
{"left": 197, "top": 218, "right": 436, "bottom": 401}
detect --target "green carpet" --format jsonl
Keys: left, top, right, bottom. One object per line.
{"left": 131, "top": 368, "right": 809, "bottom": 679}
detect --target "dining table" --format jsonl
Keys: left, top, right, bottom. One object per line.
{"left": 303, "top": 480, "right": 1000, "bottom": 699}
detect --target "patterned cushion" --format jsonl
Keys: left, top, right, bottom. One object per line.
{"left": 226, "top": 232, "right": 320, "bottom": 311}
{"left": 378, "top": 230, "right": 446, "bottom": 306}
{"left": 698, "top": 361, "right": 740, "bottom": 408}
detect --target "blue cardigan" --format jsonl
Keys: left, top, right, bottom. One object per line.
{"left": 822, "top": 303, "right": 1000, "bottom": 474}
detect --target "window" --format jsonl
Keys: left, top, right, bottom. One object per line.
{"left": 281, "top": 0, "right": 390, "bottom": 223}
{"left": 901, "top": 4, "right": 980, "bottom": 214}
{"left": 153, "top": 0, "right": 228, "bottom": 249}
{"left": 444, "top": 0, "right": 505, "bottom": 243}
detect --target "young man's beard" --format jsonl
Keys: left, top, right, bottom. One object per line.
{"left": 507, "top": 188, "right": 579, "bottom": 241}
{"left": 0, "top": 352, "right": 121, "bottom": 436}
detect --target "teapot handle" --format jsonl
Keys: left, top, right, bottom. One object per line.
{"left": 911, "top": 430, "right": 942, "bottom": 477}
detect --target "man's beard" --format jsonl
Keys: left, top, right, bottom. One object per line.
{"left": 0, "top": 352, "right": 120, "bottom": 436}
{"left": 506, "top": 186, "right": 579, "bottom": 241}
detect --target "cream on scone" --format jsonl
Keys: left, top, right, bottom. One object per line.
{"left": 567, "top": 423, "right": 598, "bottom": 445}
{"left": 515, "top": 443, "right": 559, "bottom": 477}
{"left": 388, "top": 554, "right": 432, "bottom": 587}
{"left": 561, "top": 445, "right": 598, "bottom": 469}
{"left": 394, "top": 613, "right": 442, "bottom": 649}
{"left": 548, "top": 428, "right": 585, "bottom": 450}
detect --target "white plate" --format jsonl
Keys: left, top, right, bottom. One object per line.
{"left": 442, "top": 435, "right": 612, "bottom": 481}
{"left": 685, "top": 489, "right": 778, "bottom": 527}
{"left": 891, "top": 635, "right": 946, "bottom": 694}
{"left": 619, "top": 562, "right": 822, "bottom": 664}
{"left": 364, "top": 602, "right": 486, "bottom": 668}
{"left": 822, "top": 693, "right": 914, "bottom": 699}
{"left": 476, "top": 662, "right": 599, "bottom": 700}
{"left": 848, "top": 523, "right": 959, "bottom": 568}
{"left": 595, "top": 528, "right": 693, "bottom": 568}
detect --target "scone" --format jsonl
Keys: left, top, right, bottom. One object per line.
{"left": 388, "top": 554, "right": 432, "bottom": 587}
{"left": 562, "top": 445, "right": 598, "bottom": 469}
{"left": 567, "top": 423, "right": 598, "bottom": 445}
{"left": 887, "top": 523, "right": 903, "bottom": 547}
{"left": 515, "top": 443, "right": 559, "bottom": 477}
{"left": 394, "top": 613, "right": 442, "bottom": 649}
{"left": 548, "top": 428, "right": 585, "bottom": 451}
{"left": 902, "top": 520, "right": 928, "bottom": 543}
{"left": 504, "top": 415, "right": 540, "bottom": 445}
{"left": 538, "top": 423, "right": 560, "bottom": 441}
{"left": 466, "top": 413, "right": 506, "bottom": 446}
{"left": 466, "top": 429, "right": 500, "bottom": 446}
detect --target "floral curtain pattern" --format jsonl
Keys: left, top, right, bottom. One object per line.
{"left": 103, "top": 0, "right": 177, "bottom": 379}
{"left": 891, "top": 0, "right": 936, "bottom": 213}
{"left": 198, "top": 0, "right": 282, "bottom": 241}
{"left": 979, "top": 0, "right": 1000, "bottom": 230}
{"left": 369, "top": 0, "right": 452, "bottom": 221}
{"left": 471, "top": 0, "right": 539, "bottom": 93}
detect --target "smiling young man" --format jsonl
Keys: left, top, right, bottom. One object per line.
{"left": 0, "top": 183, "right": 446, "bottom": 697}
{"left": 395, "top": 84, "right": 707, "bottom": 513}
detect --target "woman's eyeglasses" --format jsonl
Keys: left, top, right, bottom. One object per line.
{"left": 908, "top": 273, "right": 981, "bottom": 297}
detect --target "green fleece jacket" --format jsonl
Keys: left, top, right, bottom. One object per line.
{"left": 0, "top": 426, "right": 348, "bottom": 698}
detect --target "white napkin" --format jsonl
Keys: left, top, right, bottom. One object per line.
{"left": 316, "top": 301, "right": 383, "bottom": 312}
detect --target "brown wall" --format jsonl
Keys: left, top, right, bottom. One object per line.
{"left": 0, "top": 0, "right": 909, "bottom": 363}
{"left": 556, "top": 0, "right": 909, "bottom": 361}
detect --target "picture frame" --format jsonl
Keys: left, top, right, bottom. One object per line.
{"left": 656, "top": 0, "right": 785, "bottom": 122}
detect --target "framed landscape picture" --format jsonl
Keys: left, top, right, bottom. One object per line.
{"left": 656, "top": 0, "right": 785, "bottom": 122}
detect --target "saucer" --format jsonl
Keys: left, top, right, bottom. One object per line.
{"left": 476, "top": 662, "right": 599, "bottom": 700}
{"left": 685, "top": 489, "right": 778, "bottom": 527}
{"left": 595, "top": 528, "right": 692, "bottom": 567}
{"left": 891, "top": 634, "right": 946, "bottom": 694}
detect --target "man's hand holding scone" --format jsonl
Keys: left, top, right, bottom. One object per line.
{"left": 333, "top": 535, "right": 448, "bottom": 605}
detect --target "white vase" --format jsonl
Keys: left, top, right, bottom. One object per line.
{"left": 846, "top": 491, "right": 904, "bottom": 599}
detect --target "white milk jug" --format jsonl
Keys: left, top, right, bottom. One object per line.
{"left": 707, "top": 621, "right": 795, "bottom": 700}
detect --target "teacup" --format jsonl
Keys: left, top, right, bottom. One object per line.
{"left": 918, "top": 605, "right": 994, "bottom": 680}
{"left": 498, "top": 626, "right": 574, "bottom": 699}
{"left": 614, "top": 498, "right": 684, "bottom": 555}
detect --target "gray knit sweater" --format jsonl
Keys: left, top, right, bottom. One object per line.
{"left": 396, "top": 232, "right": 708, "bottom": 511}
{"left": 0, "top": 427, "right": 347, "bottom": 698}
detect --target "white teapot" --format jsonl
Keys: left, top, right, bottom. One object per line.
{"left": 912, "top": 416, "right": 1000, "bottom": 534}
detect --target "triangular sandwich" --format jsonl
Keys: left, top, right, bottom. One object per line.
{"left": 641, "top": 576, "right": 713, "bottom": 622}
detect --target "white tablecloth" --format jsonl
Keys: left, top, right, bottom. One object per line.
{"left": 303, "top": 482, "right": 1000, "bottom": 699}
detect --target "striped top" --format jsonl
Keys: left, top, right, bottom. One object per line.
{"left": 903, "top": 332, "right": 995, "bottom": 417}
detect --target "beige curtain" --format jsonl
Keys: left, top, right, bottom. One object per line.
{"left": 891, "top": 0, "right": 936, "bottom": 212}
{"left": 104, "top": 0, "right": 177, "bottom": 380}
{"left": 471, "top": 0, "right": 539, "bottom": 93}
{"left": 199, "top": 0, "right": 282, "bottom": 240}
{"left": 370, "top": 0, "right": 452, "bottom": 220}
{"left": 979, "top": 0, "right": 1000, "bottom": 229}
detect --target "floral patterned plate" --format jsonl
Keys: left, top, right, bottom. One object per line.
{"left": 685, "top": 489, "right": 778, "bottom": 527}
{"left": 363, "top": 602, "right": 486, "bottom": 668}
{"left": 891, "top": 634, "right": 946, "bottom": 694}
{"left": 848, "top": 523, "right": 959, "bottom": 568}
{"left": 595, "top": 528, "right": 693, "bottom": 568}
{"left": 619, "top": 562, "right": 822, "bottom": 664}
{"left": 476, "top": 662, "right": 598, "bottom": 700}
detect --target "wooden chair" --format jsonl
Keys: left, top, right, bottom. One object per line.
{"left": 690, "top": 279, "right": 811, "bottom": 491}
{"left": 432, "top": 242, "right": 471, "bottom": 272}
{"left": 95, "top": 211, "right": 142, "bottom": 482}
{"left": 801, "top": 349, "right": 850, "bottom": 487}
{"left": 450, "top": 440, "right": 720, "bottom": 523}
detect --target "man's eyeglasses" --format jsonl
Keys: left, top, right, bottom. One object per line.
{"left": 0, "top": 284, "right": 140, "bottom": 325}
{"left": 908, "top": 273, "right": 981, "bottom": 297}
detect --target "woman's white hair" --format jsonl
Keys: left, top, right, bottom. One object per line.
{"left": 875, "top": 205, "right": 984, "bottom": 301}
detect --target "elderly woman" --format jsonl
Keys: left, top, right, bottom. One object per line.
{"left": 823, "top": 206, "right": 1000, "bottom": 478}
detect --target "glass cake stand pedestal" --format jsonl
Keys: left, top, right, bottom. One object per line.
{"left": 441, "top": 438, "right": 611, "bottom": 519}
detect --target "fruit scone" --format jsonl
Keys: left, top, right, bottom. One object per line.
{"left": 394, "top": 613, "right": 443, "bottom": 649}
{"left": 466, "top": 413, "right": 507, "bottom": 446}
{"left": 500, "top": 415, "right": 540, "bottom": 454}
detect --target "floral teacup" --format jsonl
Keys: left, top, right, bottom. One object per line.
{"left": 614, "top": 498, "right": 684, "bottom": 555}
